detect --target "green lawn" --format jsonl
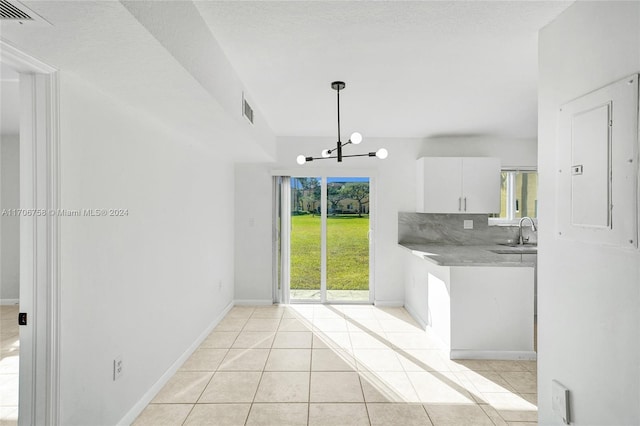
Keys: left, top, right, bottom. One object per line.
{"left": 291, "top": 214, "right": 369, "bottom": 291}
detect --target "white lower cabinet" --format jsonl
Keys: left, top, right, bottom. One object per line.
{"left": 403, "top": 250, "right": 535, "bottom": 360}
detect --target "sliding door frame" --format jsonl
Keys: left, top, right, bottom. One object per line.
{"left": 272, "top": 176, "right": 291, "bottom": 304}
{"left": 273, "top": 169, "right": 377, "bottom": 305}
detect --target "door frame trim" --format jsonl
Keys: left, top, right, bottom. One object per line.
{"left": 1, "top": 39, "right": 61, "bottom": 426}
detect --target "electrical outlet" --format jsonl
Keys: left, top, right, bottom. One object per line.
{"left": 113, "top": 356, "right": 123, "bottom": 381}
{"left": 463, "top": 220, "right": 474, "bottom": 230}
{"left": 552, "top": 380, "right": 570, "bottom": 424}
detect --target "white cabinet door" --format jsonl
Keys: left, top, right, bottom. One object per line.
{"left": 461, "top": 157, "right": 501, "bottom": 213}
{"left": 417, "top": 157, "right": 500, "bottom": 213}
{"left": 417, "top": 157, "right": 462, "bottom": 213}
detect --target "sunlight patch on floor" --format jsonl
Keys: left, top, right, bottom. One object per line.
{"left": 134, "top": 304, "right": 537, "bottom": 425}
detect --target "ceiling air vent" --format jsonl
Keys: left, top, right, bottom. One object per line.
{"left": 0, "top": 0, "right": 33, "bottom": 21}
{"left": 242, "top": 93, "right": 254, "bottom": 125}
{"left": 0, "top": 1, "right": 50, "bottom": 26}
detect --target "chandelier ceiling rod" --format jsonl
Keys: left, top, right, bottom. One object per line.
{"left": 296, "top": 81, "right": 387, "bottom": 165}
{"left": 335, "top": 81, "right": 345, "bottom": 162}
{"left": 336, "top": 81, "right": 341, "bottom": 144}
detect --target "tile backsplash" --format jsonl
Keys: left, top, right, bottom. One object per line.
{"left": 398, "top": 212, "right": 527, "bottom": 245}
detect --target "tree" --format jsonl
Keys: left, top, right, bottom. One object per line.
{"left": 327, "top": 183, "right": 347, "bottom": 214}
{"left": 340, "top": 182, "right": 369, "bottom": 217}
{"left": 297, "top": 177, "right": 321, "bottom": 214}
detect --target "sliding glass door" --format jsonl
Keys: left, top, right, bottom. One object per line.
{"left": 284, "top": 176, "right": 372, "bottom": 304}
{"left": 290, "top": 177, "right": 322, "bottom": 301}
{"left": 326, "top": 177, "right": 370, "bottom": 302}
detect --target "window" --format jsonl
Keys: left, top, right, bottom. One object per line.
{"left": 491, "top": 169, "right": 538, "bottom": 223}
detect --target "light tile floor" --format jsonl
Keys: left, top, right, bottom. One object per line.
{"left": 289, "top": 290, "right": 370, "bottom": 302}
{"left": 0, "top": 305, "right": 19, "bottom": 426}
{"left": 135, "top": 305, "right": 537, "bottom": 426}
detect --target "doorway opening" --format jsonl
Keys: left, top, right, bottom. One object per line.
{"left": 0, "top": 60, "right": 21, "bottom": 425}
{"left": 1, "top": 40, "right": 60, "bottom": 426}
{"left": 279, "top": 176, "right": 373, "bottom": 304}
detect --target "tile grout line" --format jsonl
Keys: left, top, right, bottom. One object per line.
{"left": 178, "top": 307, "right": 254, "bottom": 425}
{"left": 244, "top": 308, "right": 283, "bottom": 425}
{"left": 308, "top": 307, "right": 321, "bottom": 426}
{"left": 421, "top": 402, "right": 435, "bottom": 426}
{"left": 245, "top": 308, "right": 266, "bottom": 426}
{"left": 243, "top": 307, "right": 261, "bottom": 426}
{"left": 356, "top": 367, "right": 373, "bottom": 425}
{"left": 484, "top": 404, "right": 502, "bottom": 426}
{"left": 352, "top": 306, "right": 372, "bottom": 425}
{"left": 286, "top": 308, "right": 313, "bottom": 425}
{"left": 308, "top": 329, "right": 314, "bottom": 426}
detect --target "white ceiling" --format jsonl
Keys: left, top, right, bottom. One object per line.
{"left": 1, "top": 1, "right": 273, "bottom": 160}
{"left": 196, "top": 1, "right": 571, "bottom": 139}
{"left": 0, "top": 1, "right": 571, "bottom": 146}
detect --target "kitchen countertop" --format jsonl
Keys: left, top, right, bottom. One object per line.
{"left": 399, "top": 242, "right": 537, "bottom": 267}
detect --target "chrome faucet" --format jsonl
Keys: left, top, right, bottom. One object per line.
{"left": 518, "top": 217, "right": 537, "bottom": 245}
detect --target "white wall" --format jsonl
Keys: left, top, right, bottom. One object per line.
{"left": 403, "top": 249, "right": 439, "bottom": 331}
{"left": 234, "top": 135, "right": 538, "bottom": 305}
{"left": 538, "top": 2, "right": 640, "bottom": 424}
{"left": 420, "top": 135, "right": 537, "bottom": 168}
{"left": 121, "top": 0, "right": 276, "bottom": 161}
{"left": 0, "top": 135, "right": 20, "bottom": 302}
{"left": 57, "top": 72, "right": 236, "bottom": 425}
{"left": 234, "top": 163, "right": 275, "bottom": 303}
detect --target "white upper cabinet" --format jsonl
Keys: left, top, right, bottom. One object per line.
{"left": 416, "top": 157, "right": 463, "bottom": 213}
{"left": 416, "top": 157, "right": 501, "bottom": 213}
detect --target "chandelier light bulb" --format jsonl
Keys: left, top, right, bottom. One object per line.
{"left": 296, "top": 155, "right": 307, "bottom": 165}
{"left": 321, "top": 149, "right": 331, "bottom": 158}
{"left": 350, "top": 132, "right": 363, "bottom": 144}
{"left": 376, "top": 148, "right": 388, "bottom": 159}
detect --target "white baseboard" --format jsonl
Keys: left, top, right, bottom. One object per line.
{"left": 373, "top": 300, "right": 404, "bottom": 307}
{"left": 404, "top": 303, "right": 427, "bottom": 330}
{"left": 450, "top": 350, "right": 537, "bottom": 361}
{"left": 0, "top": 299, "right": 19, "bottom": 305}
{"left": 117, "top": 301, "right": 234, "bottom": 426}
{"left": 234, "top": 299, "right": 273, "bottom": 306}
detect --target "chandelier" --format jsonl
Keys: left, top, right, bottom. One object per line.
{"left": 296, "top": 81, "right": 388, "bottom": 165}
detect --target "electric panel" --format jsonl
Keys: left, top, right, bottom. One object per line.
{"left": 557, "top": 74, "right": 639, "bottom": 248}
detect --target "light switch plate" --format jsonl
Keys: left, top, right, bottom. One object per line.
{"left": 463, "top": 220, "right": 473, "bottom": 230}
{"left": 552, "top": 379, "right": 571, "bottom": 424}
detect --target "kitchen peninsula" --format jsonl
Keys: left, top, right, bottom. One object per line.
{"left": 399, "top": 213, "right": 536, "bottom": 361}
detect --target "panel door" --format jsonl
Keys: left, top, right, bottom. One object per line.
{"left": 462, "top": 157, "right": 501, "bottom": 213}
{"left": 418, "top": 157, "right": 463, "bottom": 213}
